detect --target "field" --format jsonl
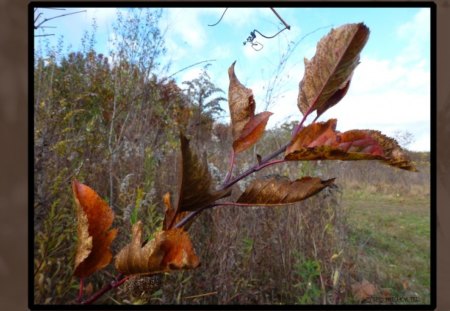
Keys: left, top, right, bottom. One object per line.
{"left": 342, "top": 190, "right": 430, "bottom": 304}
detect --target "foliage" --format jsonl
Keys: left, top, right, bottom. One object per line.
{"left": 34, "top": 19, "right": 421, "bottom": 305}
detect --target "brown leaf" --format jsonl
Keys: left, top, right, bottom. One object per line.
{"left": 237, "top": 175, "right": 335, "bottom": 205}
{"left": 233, "top": 111, "right": 273, "bottom": 154}
{"left": 351, "top": 279, "right": 376, "bottom": 301}
{"left": 285, "top": 119, "right": 416, "bottom": 171}
{"left": 162, "top": 192, "right": 189, "bottom": 230}
{"left": 228, "top": 61, "right": 255, "bottom": 140}
{"left": 115, "top": 221, "right": 200, "bottom": 276}
{"left": 176, "top": 134, "right": 231, "bottom": 214}
{"left": 298, "top": 23, "right": 369, "bottom": 118}
{"left": 72, "top": 180, "right": 118, "bottom": 278}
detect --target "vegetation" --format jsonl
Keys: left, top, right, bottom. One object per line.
{"left": 33, "top": 8, "right": 429, "bottom": 305}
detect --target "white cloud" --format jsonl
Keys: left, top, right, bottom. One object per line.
{"left": 395, "top": 8, "right": 430, "bottom": 65}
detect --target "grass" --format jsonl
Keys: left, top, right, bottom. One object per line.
{"left": 342, "top": 190, "right": 430, "bottom": 304}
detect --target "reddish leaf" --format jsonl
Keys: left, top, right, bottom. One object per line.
{"left": 237, "top": 175, "right": 335, "bottom": 205}
{"left": 285, "top": 119, "right": 416, "bottom": 171}
{"left": 72, "top": 180, "right": 118, "bottom": 278}
{"left": 298, "top": 23, "right": 369, "bottom": 118}
{"left": 162, "top": 192, "right": 189, "bottom": 231}
{"left": 115, "top": 221, "right": 200, "bottom": 276}
{"left": 233, "top": 111, "right": 273, "bottom": 154}
{"left": 176, "top": 134, "right": 231, "bottom": 214}
{"left": 228, "top": 62, "right": 271, "bottom": 153}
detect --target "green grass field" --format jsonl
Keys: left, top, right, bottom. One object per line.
{"left": 342, "top": 191, "right": 430, "bottom": 304}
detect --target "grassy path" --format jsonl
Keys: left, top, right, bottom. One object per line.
{"left": 342, "top": 191, "right": 430, "bottom": 304}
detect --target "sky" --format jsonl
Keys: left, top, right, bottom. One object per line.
{"left": 34, "top": 6, "right": 431, "bottom": 151}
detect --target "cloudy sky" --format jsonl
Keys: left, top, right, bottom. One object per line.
{"left": 34, "top": 6, "right": 431, "bottom": 151}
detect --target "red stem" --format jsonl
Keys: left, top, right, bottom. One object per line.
{"left": 223, "top": 149, "right": 235, "bottom": 185}
{"left": 80, "top": 274, "right": 127, "bottom": 305}
{"left": 77, "top": 278, "right": 84, "bottom": 303}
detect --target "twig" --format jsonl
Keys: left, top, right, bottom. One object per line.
{"left": 183, "top": 291, "right": 218, "bottom": 299}
{"left": 81, "top": 274, "right": 128, "bottom": 305}
{"left": 270, "top": 8, "right": 291, "bottom": 30}
{"left": 208, "top": 8, "right": 228, "bottom": 26}
{"left": 34, "top": 9, "right": 87, "bottom": 29}
{"left": 168, "top": 59, "right": 216, "bottom": 79}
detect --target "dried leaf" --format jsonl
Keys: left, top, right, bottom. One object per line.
{"left": 237, "top": 175, "right": 335, "bottom": 205}
{"left": 176, "top": 134, "right": 231, "bottom": 213}
{"left": 285, "top": 119, "right": 416, "bottom": 171}
{"left": 233, "top": 111, "right": 273, "bottom": 154}
{"left": 115, "top": 221, "right": 200, "bottom": 276}
{"left": 162, "top": 192, "right": 188, "bottom": 230}
{"left": 298, "top": 23, "right": 369, "bottom": 118}
{"left": 228, "top": 61, "right": 255, "bottom": 140}
{"left": 72, "top": 180, "right": 118, "bottom": 278}
{"left": 351, "top": 279, "right": 376, "bottom": 301}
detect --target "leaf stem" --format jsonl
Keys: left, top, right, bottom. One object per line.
{"left": 222, "top": 149, "right": 235, "bottom": 185}
{"left": 76, "top": 278, "right": 84, "bottom": 303}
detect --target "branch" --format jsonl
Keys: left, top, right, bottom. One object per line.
{"left": 81, "top": 274, "right": 128, "bottom": 305}
{"left": 34, "top": 9, "right": 86, "bottom": 29}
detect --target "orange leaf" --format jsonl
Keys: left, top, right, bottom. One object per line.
{"left": 298, "top": 23, "right": 369, "bottom": 118}
{"left": 233, "top": 111, "right": 273, "bottom": 154}
{"left": 237, "top": 175, "right": 335, "bottom": 205}
{"left": 285, "top": 119, "right": 416, "bottom": 171}
{"left": 72, "top": 180, "right": 117, "bottom": 278}
{"left": 162, "top": 192, "right": 189, "bottom": 230}
{"left": 115, "top": 221, "right": 200, "bottom": 276}
{"left": 351, "top": 279, "right": 376, "bottom": 301}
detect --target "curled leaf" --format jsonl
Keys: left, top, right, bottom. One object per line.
{"left": 237, "top": 175, "right": 335, "bottom": 205}
{"left": 228, "top": 61, "right": 255, "bottom": 140}
{"left": 176, "top": 134, "right": 231, "bottom": 213}
{"left": 115, "top": 221, "right": 200, "bottom": 276}
{"left": 233, "top": 111, "right": 273, "bottom": 154}
{"left": 72, "top": 180, "right": 117, "bottom": 278}
{"left": 228, "top": 62, "right": 272, "bottom": 153}
{"left": 285, "top": 119, "right": 416, "bottom": 171}
{"left": 298, "top": 23, "right": 369, "bottom": 118}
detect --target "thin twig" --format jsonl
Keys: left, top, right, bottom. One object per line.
{"left": 208, "top": 8, "right": 228, "bottom": 26}
{"left": 168, "top": 59, "right": 216, "bottom": 78}
{"left": 34, "top": 10, "right": 87, "bottom": 29}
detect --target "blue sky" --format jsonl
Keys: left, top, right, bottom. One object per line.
{"left": 34, "top": 7, "right": 431, "bottom": 151}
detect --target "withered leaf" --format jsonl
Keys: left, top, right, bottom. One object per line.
{"left": 233, "top": 111, "right": 273, "bottom": 154}
{"left": 227, "top": 62, "right": 272, "bottom": 153}
{"left": 285, "top": 119, "right": 416, "bottom": 171}
{"left": 115, "top": 221, "right": 200, "bottom": 276}
{"left": 228, "top": 61, "right": 255, "bottom": 141}
{"left": 176, "top": 134, "right": 231, "bottom": 214}
{"left": 237, "top": 175, "right": 335, "bottom": 205}
{"left": 72, "top": 180, "right": 118, "bottom": 278}
{"left": 298, "top": 23, "right": 369, "bottom": 118}
{"left": 162, "top": 192, "right": 189, "bottom": 231}
{"left": 351, "top": 279, "right": 376, "bottom": 301}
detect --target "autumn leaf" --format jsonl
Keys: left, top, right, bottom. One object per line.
{"left": 72, "top": 180, "right": 118, "bottom": 278}
{"left": 233, "top": 111, "right": 273, "bottom": 154}
{"left": 174, "top": 134, "right": 231, "bottom": 215}
{"left": 115, "top": 221, "right": 200, "bottom": 276}
{"left": 228, "top": 61, "right": 255, "bottom": 140}
{"left": 351, "top": 279, "right": 376, "bottom": 301}
{"left": 162, "top": 192, "right": 189, "bottom": 231}
{"left": 228, "top": 62, "right": 272, "bottom": 153}
{"left": 298, "top": 23, "right": 369, "bottom": 119}
{"left": 237, "top": 175, "right": 335, "bottom": 205}
{"left": 285, "top": 119, "right": 416, "bottom": 171}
